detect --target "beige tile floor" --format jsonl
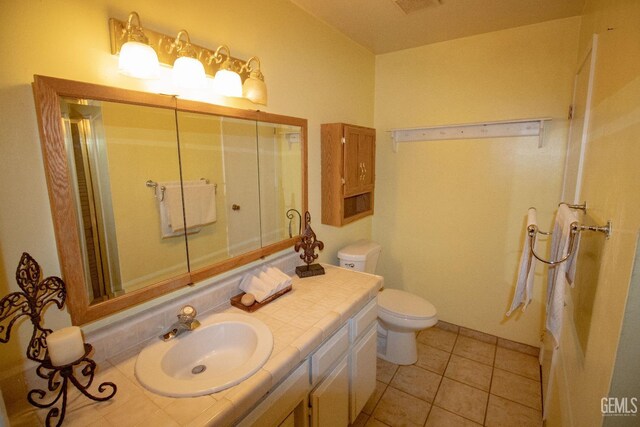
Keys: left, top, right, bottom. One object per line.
{"left": 352, "top": 322, "right": 543, "bottom": 427}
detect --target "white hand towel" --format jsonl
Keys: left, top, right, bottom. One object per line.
{"left": 506, "top": 208, "right": 538, "bottom": 316}
{"left": 239, "top": 274, "right": 274, "bottom": 303}
{"left": 565, "top": 232, "right": 581, "bottom": 286}
{"left": 173, "top": 182, "right": 217, "bottom": 232}
{"left": 160, "top": 183, "right": 185, "bottom": 235}
{"left": 159, "top": 198, "right": 182, "bottom": 238}
{"left": 546, "top": 204, "right": 579, "bottom": 345}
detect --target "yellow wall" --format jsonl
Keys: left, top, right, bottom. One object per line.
{"left": 548, "top": 1, "right": 640, "bottom": 425}
{"left": 0, "top": 0, "right": 374, "bottom": 372}
{"left": 373, "top": 17, "right": 581, "bottom": 346}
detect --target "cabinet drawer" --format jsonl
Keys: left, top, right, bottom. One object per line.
{"left": 350, "top": 299, "right": 377, "bottom": 343}
{"left": 311, "top": 325, "right": 349, "bottom": 385}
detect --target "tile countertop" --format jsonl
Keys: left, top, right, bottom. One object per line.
{"left": 11, "top": 265, "right": 382, "bottom": 427}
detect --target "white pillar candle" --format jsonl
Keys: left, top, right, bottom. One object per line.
{"left": 46, "top": 326, "right": 85, "bottom": 367}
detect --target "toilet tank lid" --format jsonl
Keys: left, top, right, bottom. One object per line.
{"left": 337, "top": 240, "right": 382, "bottom": 262}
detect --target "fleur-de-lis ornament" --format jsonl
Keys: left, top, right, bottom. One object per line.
{"left": 294, "top": 211, "right": 325, "bottom": 277}
{"left": 0, "top": 253, "right": 117, "bottom": 427}
{"left": 0, "top": 252, "right": 66, "bottom": 362}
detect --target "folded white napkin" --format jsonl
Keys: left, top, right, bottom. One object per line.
{"left": 264, "top": 266, "right": 292, "bottom": 292}
{"left": 239, "top": 274, "right": 274, "bottom": 303}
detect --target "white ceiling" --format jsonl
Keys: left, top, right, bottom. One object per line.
{"left": 290, "top": 0, "right": 585, "bottom": 54}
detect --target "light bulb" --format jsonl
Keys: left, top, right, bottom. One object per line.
{"left": 118, "top": 41, "right": 159, "bottom": 79}
{"left": 212, "top": 69, "right": 242, "bottom": 97}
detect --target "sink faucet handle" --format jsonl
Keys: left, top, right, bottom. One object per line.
{"left": 178, "top": 305, "right": 197, "bottom": 322}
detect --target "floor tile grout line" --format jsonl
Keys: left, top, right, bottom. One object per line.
{"left": 422, "top": 329, "right": 460, "bottom": 426}
{"left": 482, "top": 339, "right": 498, "bottom": 426}
{"left": 441, "top": 375, "right": 491, "bottom": 395}
{"left": 429, "top": 403, "right": 485, "bottom": 426}
{"left": 488, "top": 392, "right": 544, "bottom": 413}
{"left": 368, "top": 377, "right": 389, "bottom": 418}
{"left": 449, "top": 348, "right": 495, "bottom": 368}
{"left": 493, "top": 366, "right": 543, "bottom": 383}
{"left": 438, "top": 322, "right": 539, "bottom": 357}
{"left": 421, "top": 329, "right": 458, "bottom": 426}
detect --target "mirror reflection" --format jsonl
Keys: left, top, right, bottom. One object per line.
{"left": 257, "top": 122, "right": 303, "bottom": 247}
{"left": 62, "top": 99, "right": 188, "bottom": 303}
{"left": 60, "top": 98, "right": 303, "bottom": 306}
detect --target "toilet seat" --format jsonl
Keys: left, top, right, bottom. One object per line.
{"left": 378, "top": 289, "right": 437, "bottom": 321}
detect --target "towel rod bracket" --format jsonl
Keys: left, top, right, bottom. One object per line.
{"left": 579, "top": 220, "right": 612, "bottom": 239}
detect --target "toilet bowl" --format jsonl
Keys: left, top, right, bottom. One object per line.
{"left": 337, "top": 240, "right": 438, "bottom": 365}
{"left": 377, "top": 289, "right": 437, "bottom": 364}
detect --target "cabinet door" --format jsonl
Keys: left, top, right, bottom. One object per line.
{"left": 343, "top": 126, "right": 363, "bottom": 196}
{"left": 357, "top": 127, "right": 376, "bottom": 192}
{"left": 310, "top": 357, "right": 349, "bottom": 427}
{"left": 350, "top": 326, "right": 377, "bottom": 423}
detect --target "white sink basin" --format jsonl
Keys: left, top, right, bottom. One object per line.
{"left": 135, "top": 312, "right": 273, "bottom": 397}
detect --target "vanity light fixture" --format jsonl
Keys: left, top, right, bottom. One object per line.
{"left": 117, "top": 12, "right": 160, "bottom": 79}
{"left": 171, "top": 30, "right": 207, "bottom": 89}
{"left": 110, "top": 14, "right": 268, "bottom": 103}
{"left": 208, "top": 45, "right": 243, "bottom": 97}
{"left": 241, "top": 57, "right": 268, "bottom": 105}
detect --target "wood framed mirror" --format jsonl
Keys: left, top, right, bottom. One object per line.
{"left": 33, "top": 75, "right": 307, "bottom": 324}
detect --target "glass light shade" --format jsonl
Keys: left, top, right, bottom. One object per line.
{"left": 243, "top": 76, "right": 268, "bottom": 105}
{"left": 172, "top": 56, "right": 207, "bottom": 89}
{"left": 118, "top": 41, "right": 159, "bottom": 79}
{"left": 212, "top": 69, "right": 243, "bottom": 97}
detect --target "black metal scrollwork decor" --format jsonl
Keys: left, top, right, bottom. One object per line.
{"left": 294, "top": 211, "right": 325, "bottom": 277}
{"left": 0, "top": 253, "right": 117, "bottom": 427}
{"left": 0, "top": 253, "right": 66, "bottom": 362}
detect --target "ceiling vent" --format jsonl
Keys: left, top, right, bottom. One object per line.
{"left": 393, "top": 0, "right": 443, "bottom": 14}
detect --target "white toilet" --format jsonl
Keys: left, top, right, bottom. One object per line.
{"left": 338, "top": 240, "right": 438, "bottom": 365}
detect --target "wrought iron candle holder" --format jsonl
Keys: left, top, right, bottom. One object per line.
{"left": 0, "top": 253, "right": 117, "bottom": 427}
{"left": 294, "top": 211, "right": 325, "bottom": 278}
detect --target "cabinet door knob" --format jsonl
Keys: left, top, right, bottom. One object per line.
{"left": 232, "top": 204, "right": 241, "bottom": 211}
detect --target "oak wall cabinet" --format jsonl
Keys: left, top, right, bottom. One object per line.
{"left": 321, "top": 123, "right": 376, "bottom": 226}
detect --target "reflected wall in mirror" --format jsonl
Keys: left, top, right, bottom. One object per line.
{"left": 258, "top": 122, "right": 303, "bottom": 247}
{"left": 33, "top": 76, "right": 307, "bottom": 324}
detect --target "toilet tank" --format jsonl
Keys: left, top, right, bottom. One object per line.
{"left": 337, "top": 240, "right": 382, "bottom": 274}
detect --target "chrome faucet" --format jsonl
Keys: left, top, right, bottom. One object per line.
{"left": 161, "top": 305, "right": 201, "bottom": 341}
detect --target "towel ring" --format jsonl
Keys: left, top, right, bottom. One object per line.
{"left": 527, "top": 218, "right": 612, "bottom": 266}
{"left": 527, "top": 222, "right": 580, "bottom": 266}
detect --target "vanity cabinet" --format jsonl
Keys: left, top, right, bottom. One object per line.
{"left": 309, "top": 300, "right": 378, "bottom": 426}
{"left": 321, "top": 123, "right": 376, "bottom": 226}
{"left": 239, "top": 299, "right": 377, "bottom": 427}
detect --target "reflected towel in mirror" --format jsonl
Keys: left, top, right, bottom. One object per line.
{"left": 159, "top": 181, "right": 217, "bottom": 237}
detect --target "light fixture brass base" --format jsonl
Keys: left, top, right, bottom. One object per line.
{"left": 109, "top": 18, "right": 250, "bottom": 81}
